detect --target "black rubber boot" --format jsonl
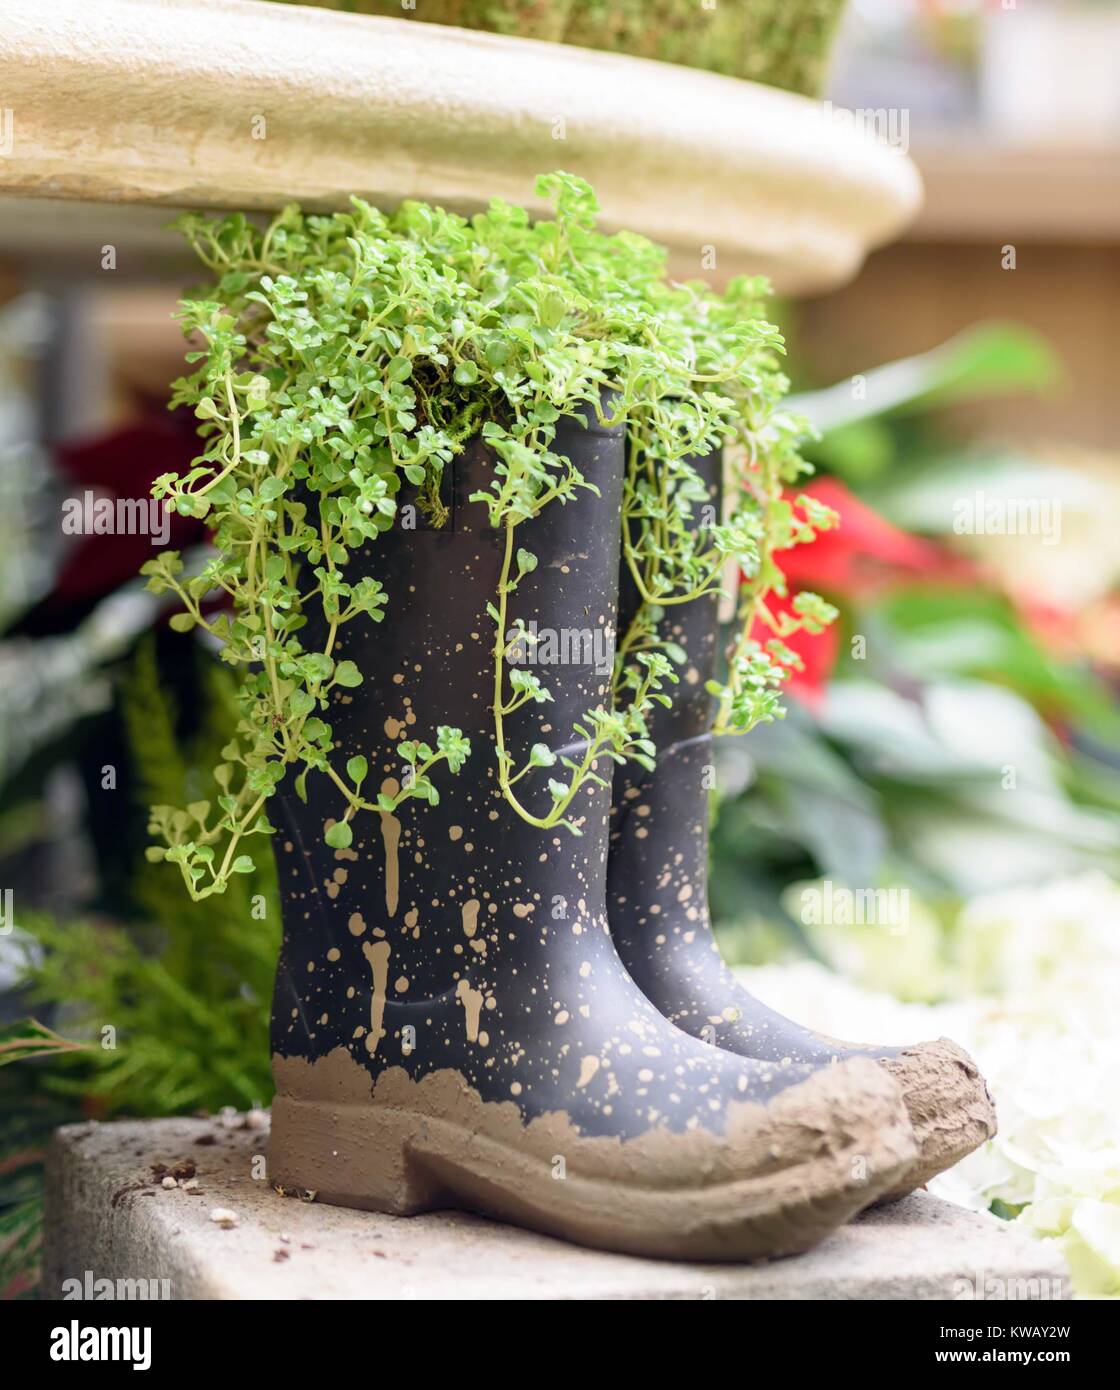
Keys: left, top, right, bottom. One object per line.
{"left": 608, "top": 448, "right": 996, "bottom": 1200}
{"left": 267, "top": 409, "right": 917, "bottom": 1258}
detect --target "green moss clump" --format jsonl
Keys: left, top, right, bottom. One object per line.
{"left": 561, "top": 0, "right": 846, "bottom": 94}
{"left": 285, "top": 0, "right": 847, "bottom": 96}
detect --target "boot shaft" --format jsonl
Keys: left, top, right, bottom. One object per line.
{"left": 271, "top": 406, "right": 625, "bottom": 1075}
{"left": 610, "top": 447, "right": 722, "bottom": 925}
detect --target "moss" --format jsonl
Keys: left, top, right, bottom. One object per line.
{"left": 361, "top": 0, "right": 573, "bottom": 43}
{"left": 289, "top": 0, "right": 847, "bottom": 96}
{"left": 561, "top": 0, "right": 846, "bottom": 94}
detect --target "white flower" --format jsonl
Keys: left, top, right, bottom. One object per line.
{"left": 739, "top": 873, "right": 1120, "bottom": 1297}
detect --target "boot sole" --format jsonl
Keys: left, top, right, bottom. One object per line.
{"left": 269, "top": 1052, "right": 918, "bottom": 1262}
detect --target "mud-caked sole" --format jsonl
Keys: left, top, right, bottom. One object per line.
{"left": 269, "top": 1049, "right": 919, "bottom": 1262}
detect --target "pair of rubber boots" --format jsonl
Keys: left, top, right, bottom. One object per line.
{"left": 269, "top": 409, "right": 996, "bottom": 1261}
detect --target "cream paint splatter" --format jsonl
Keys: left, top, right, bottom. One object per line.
{"left": 461, "top": 899, "right": 480, "bottom": 939}
{"left": 384, "top": 716, "right": 405, "bottom": 740}
{"left": 361, "top": 939, "right": 391, "bottom": 1058}
{"left": 455, "top": 978, "right": 484, "bottom": 1043}
{"left": 379, "top": 778, "right": 401, "bottom": 918}
{"left": 348, "top": 912, "right": 366, "bottom": 937}
{"left": 512, "top": 903, "right": 534, "bottom": 919}
{"left": 448, "top": 825, "right": 463, "bottom": 842}
{"left": 576, "top": 1055, "right": 600, "bottom": 1088}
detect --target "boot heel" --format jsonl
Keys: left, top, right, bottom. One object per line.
{"left": 269, "top": 1093, "right": 440, "bottom": 1216}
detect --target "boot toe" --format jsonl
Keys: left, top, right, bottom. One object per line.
{"left": 876, "top": 1038, "right": 997, "bottom": 1202}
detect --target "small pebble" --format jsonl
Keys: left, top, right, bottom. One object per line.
{"left": 209, "top": 1207, "right": 239, "bottom": 1229}
{"left": 161, "top": 1176, "right": 177, "bottom": 1190}
{"left": 246, "top": 1108, "right": 268, "bottom": 1130}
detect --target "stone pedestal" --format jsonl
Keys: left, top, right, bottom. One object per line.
{"left": 43, "top": 1116, "right": 1069, "bottom": 1301}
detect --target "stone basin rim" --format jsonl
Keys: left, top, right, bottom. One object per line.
{"left": 0, "top": 0, "right": 922, "bottom": 293}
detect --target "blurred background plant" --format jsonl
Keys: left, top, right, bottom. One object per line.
{"left": 0, "top": 629, "right": 278, "bottom": 1297}
{"left": 712, "top": 320, "right": 1120, "bottom": 970}
{"left": 2, "top": 0, "right": 1119, "bottom": 1299}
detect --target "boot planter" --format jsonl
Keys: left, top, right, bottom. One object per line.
{"left": 608, "top": 448, "right": 997, "bottom": 1200}
{"left": 266, "top": 409, "right": 918, "bottom": 1260}
{"left": 139, "top": 178, "right": 931, "bottom": 1261}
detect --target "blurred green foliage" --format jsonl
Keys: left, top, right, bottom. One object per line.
{"left": 712, "top": 321, "right": 1120, "bottom": 962}
{"left": 1, "top": 638, "right": 279, "bottom": 1296}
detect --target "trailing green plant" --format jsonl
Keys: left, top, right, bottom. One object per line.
{"left": 708, "top": 463, "right": 840, "bottom": 738}
{"left": 145, "top": 171, "right": 835, "bottom": 897}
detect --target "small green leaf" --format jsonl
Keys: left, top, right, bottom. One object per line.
{"left": 346, "top": 755, "right": 368, "bottom": 787}
{"left": 289, "top": 689, "right": 316, "bottom": 718}
{"left": 324, "top": 820, "right": 353, "bottom": 849}
{"left": 333, "top": 661, "right": 363, "bottom": 688}
{"left": 528, "top": 743, "right": 556, "bottom": 768}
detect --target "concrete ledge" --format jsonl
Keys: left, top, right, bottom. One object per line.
{"left": 43, "top": 1116, "right": 1069, "bottom": 1301}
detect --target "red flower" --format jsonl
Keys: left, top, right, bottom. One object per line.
{"left": 748, "top": 477, "right": 965, "bottom": 707}
{"left": 778, "top": 477, "right": 951, "bottom": 596}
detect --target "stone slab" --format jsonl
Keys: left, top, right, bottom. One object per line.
{"left": 42, "top": 1115, "right": 1070, "bottom": 1301}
